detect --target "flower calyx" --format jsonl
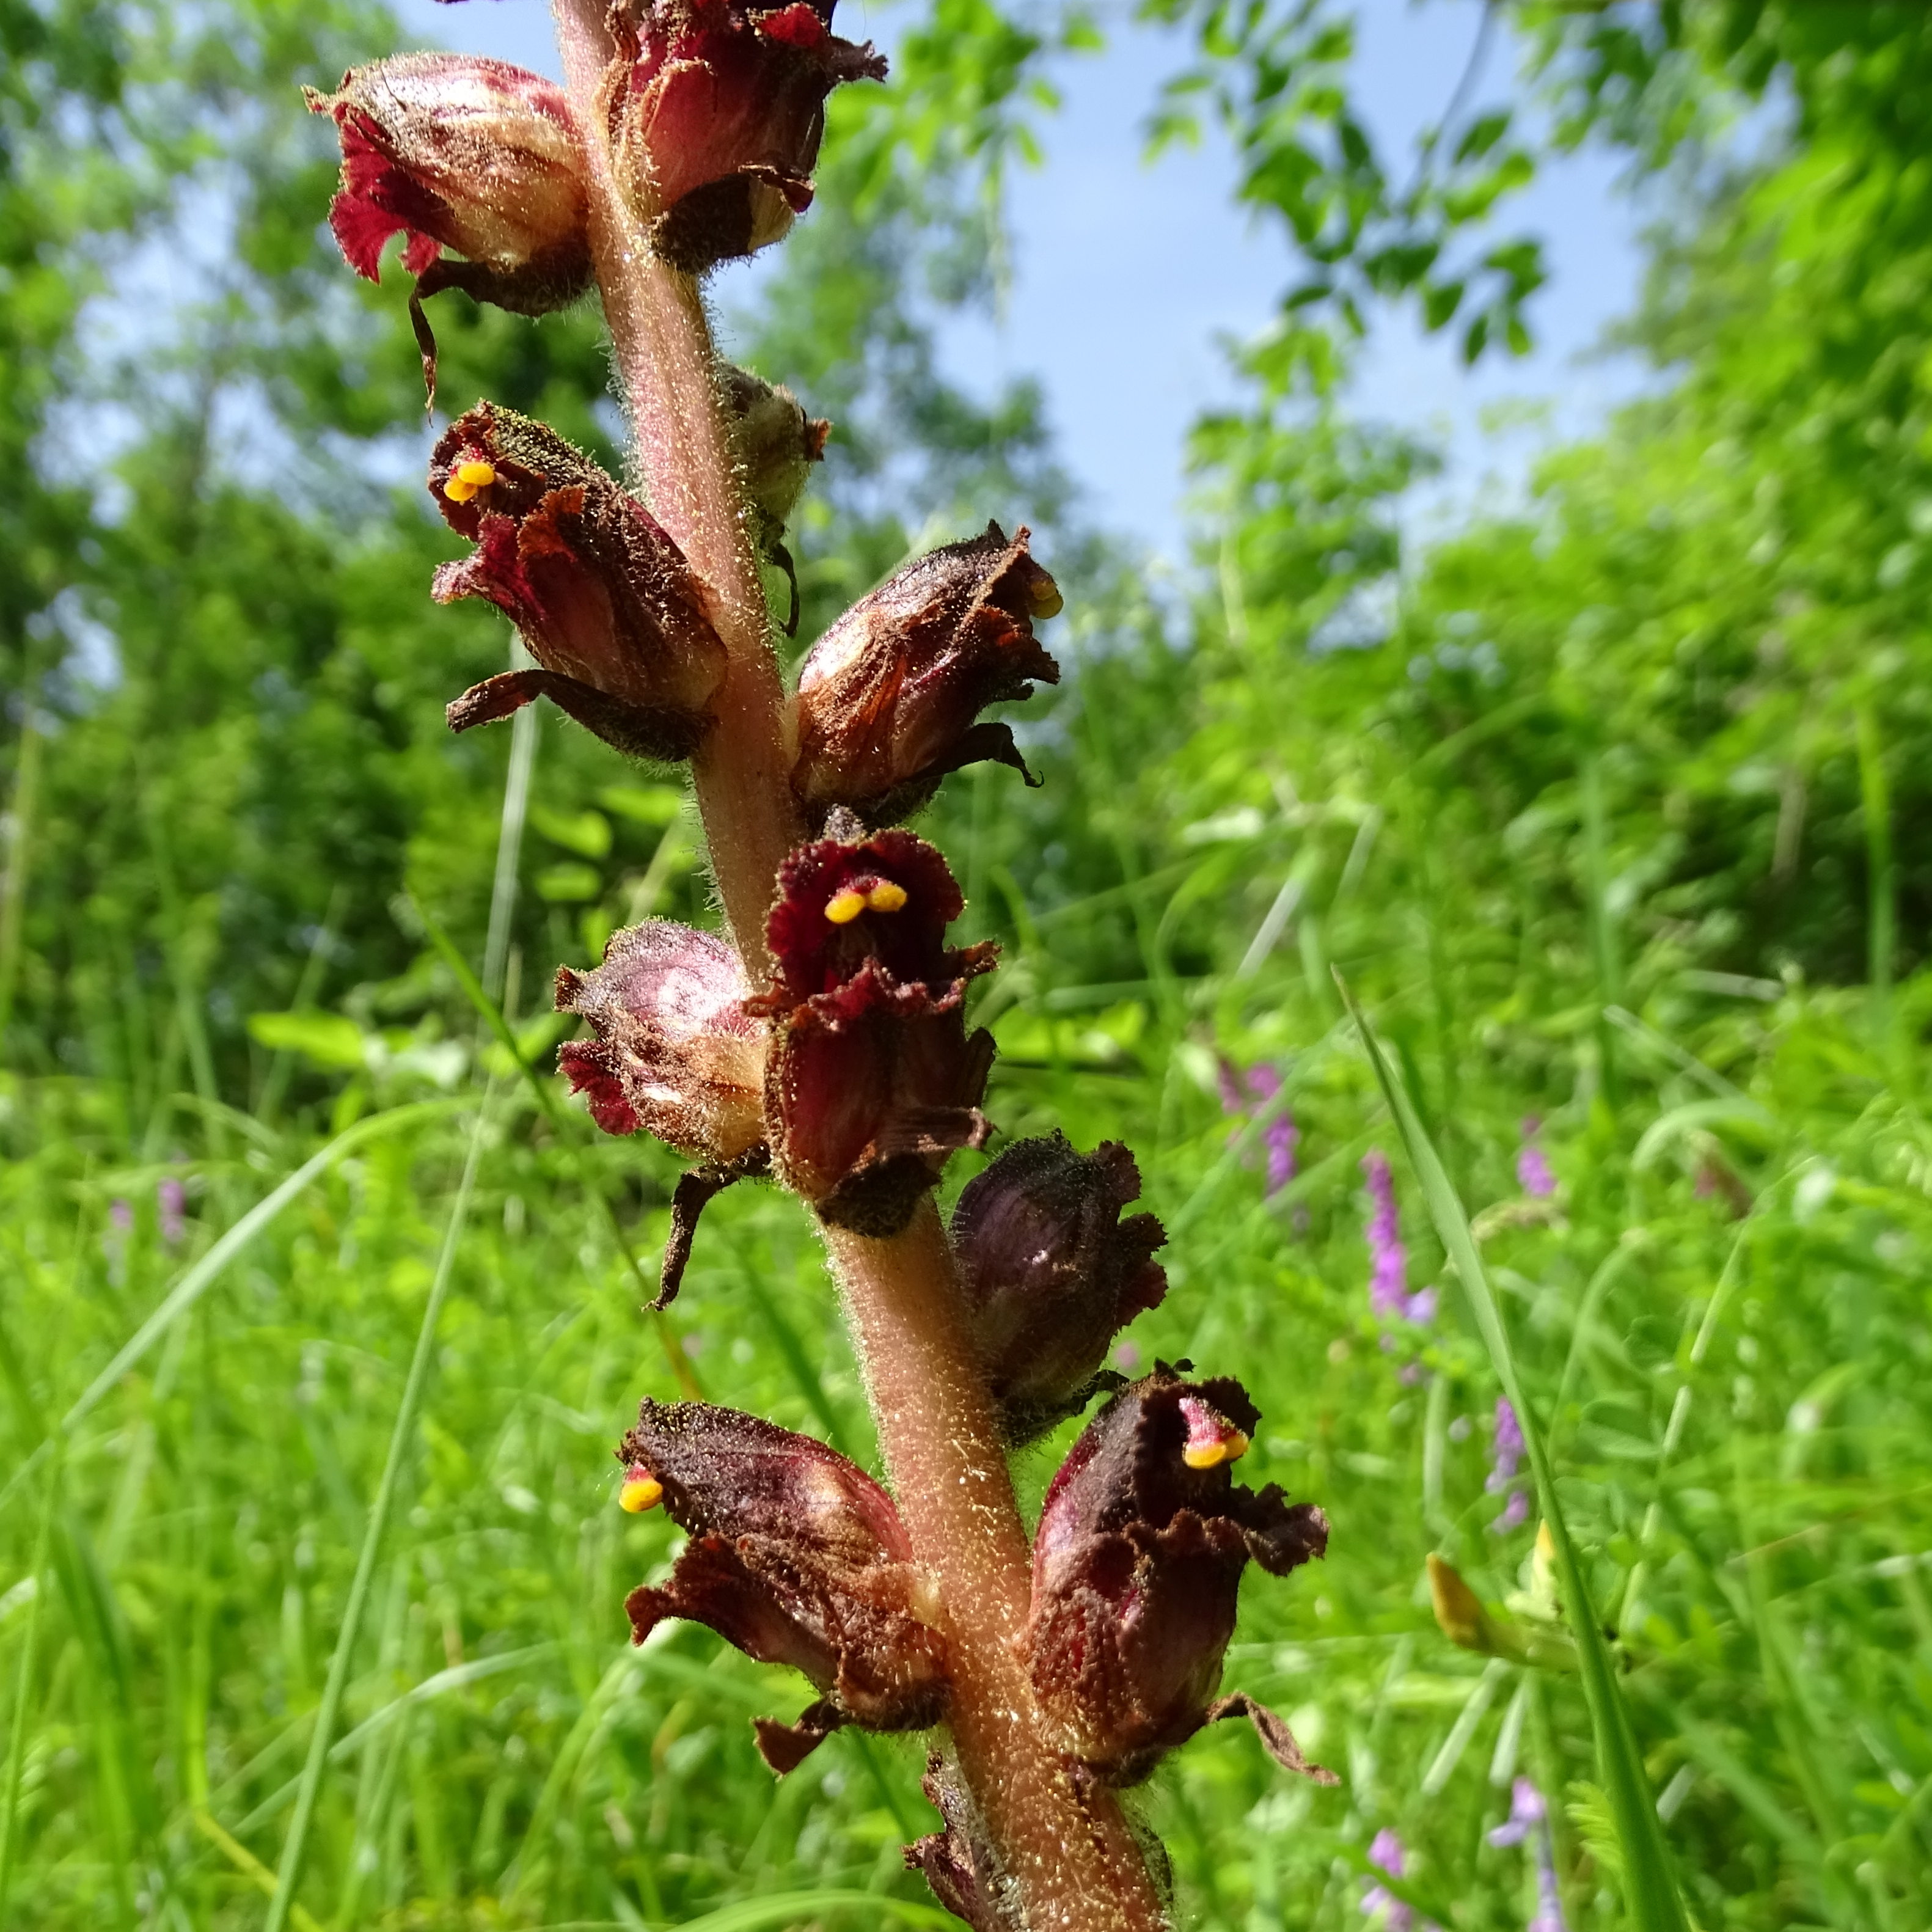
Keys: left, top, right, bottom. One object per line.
{"left": 952, "top": 1132, "right": 1168, "bottom": 1443}
{"left": 1024, "top": 1365, "right": 1333, "bottom": 1787}
{"left": 617, "top": 1399, "right": 949, "bottom": 1771}
{"left": 754, "top": 819, "right": 997, "bottom": 1235}
{"left": 791, "top": 522, "right": 1064, "bottom": 828}
{"left": 305, "top": 56, "right": 593, "bottom": 402}
{"left": 430, "top": 403, "right": 727, "bottom": 761}
{"left": 603, "top": 0, "right": 887, "bottom": 275}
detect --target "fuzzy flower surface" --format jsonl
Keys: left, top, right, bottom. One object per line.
{"left": 1024, "top": 1366, "right": 1330, "bottom": 1786}
{"left": 605, "top": 0, "right": 887, "bottom": 272}
{"left": 617, "top": 1399, "right": 950, "bottom": 1771}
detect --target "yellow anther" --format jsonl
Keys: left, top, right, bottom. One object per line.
{"left": 1182, "top": 1427, "right": 1249, "bottom": 1470}
{"left": 618, "top": 1473, "right": 664, "bottom": 1513}
{"left": 824, "top": 887, "right": 867, "bottom": 924}
{"left": 443, "top": 476, "right": 479, "bottom": 503}
{"left": 455, "top": 459, "right": 497, "bottom": 487}
{"left": 1030, "top": 579, "right": 1064, "bottom": 619}
{"left": 865, "top": 880, "right": 908, "bottom": 913}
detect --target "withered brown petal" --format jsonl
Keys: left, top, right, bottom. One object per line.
{"left": 791, "top": 521, "right": 1063, "bottom": 826}
{"left": 618, "top": 1401, "right": 950, "bottom": 1770}
{"left": 430, "top": 403, "right": 726, "bottom": 753}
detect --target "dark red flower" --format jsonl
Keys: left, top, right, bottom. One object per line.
{"left": 605, "top": 0, "right": 887, "bottom": 273}
{"left": 952, "top": 1133, "right": 1167, "bottom": 1443}
{"left": 1023, "top": 1366, "right": 1333, "bottom": 1787}
{"left": 306, "top": 56, "right": 593, "bottom": 395}
{"left": 754, "top": 821, "right": 997, "bottom": 1234}
{"left": 555, "top": 920, "right": 764, "bottom": 1155}
{"left": 557, "top": 921, "right": 769, "bottom": 1308}
{"left": 430, "top": 403, "right": 727, "bottom": 760}
{"left": 618, "top": 1400, "right": 949, "bottom": 1771}
{"left": 791, "top": 522, "right": 1063, "bottom": 826}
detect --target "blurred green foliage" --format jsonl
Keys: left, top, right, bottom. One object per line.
{"left": 5, "top": 0, "right": 1932, "bottom": 1928}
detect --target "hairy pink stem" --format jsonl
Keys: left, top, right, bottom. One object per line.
{"left": 554, "top": 0, "right": 799, "bottom": 972}
{"left": 830, "top": 1204, "right": 1168, "bottom": 1931}
{"left": 549, "top": 5, "right": 1165, "bottom": 1922}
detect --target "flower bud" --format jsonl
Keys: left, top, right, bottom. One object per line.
{"left": 722, "top": 364, "right": 830, "bottom": 634}
{"left": 604, "top": 0, "right": 887, "bottom": 274}
{"left": 1024, "top": 1366, "right": 1332, "bottom": 1787}
{"left": 951, "top": 1133, "right": 1167, "bottom": 1443}
{"left": 791, "top": 522, "right": 1063, "bottom": 827}
{"left": 753, "top": 823, "right": 997, "bottom": 1234}
{"left": 618, "top": 1399, "right": 949, "bottom": 1771}
{"left": 556, "top": 920, "right": 769, "bottom": 1308}
{"left": 306, "top": 56, "right": 593, "bottom": 396}
{"left": 430, "top": 403, "right": 727, "bottom": 760}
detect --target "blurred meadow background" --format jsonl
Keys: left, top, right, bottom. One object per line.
{"left": 7, "top": 1, "right": 1932, "bottom": 1927}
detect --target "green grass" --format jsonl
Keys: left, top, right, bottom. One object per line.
{"left": 5, "top": 809, "right": 1932, "bottom": 1931}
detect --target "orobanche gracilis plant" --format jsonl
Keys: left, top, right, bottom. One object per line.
{"left": 308, "top": 8, "right": 1332, "bottom": 1923}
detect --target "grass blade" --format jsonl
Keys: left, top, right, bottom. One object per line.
{"left": 667, "top": 1891, "right": 957, "bottom": 1930}
{"left": 0, "top": 1100, "right": 459, "bottom": 1518}
{"left": 1336, "top": 968, "right": 1689, "bottom": 1932}
{"left": 262, "top": 1085, "right": 495, "bottom": 1932}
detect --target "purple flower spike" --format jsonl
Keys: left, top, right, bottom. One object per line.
{"left": 1490, "top": 1779, "right": 1568, "bottom": 1932}
{"left": 109, "top": 1199, "right": 134, "bottom": 1234}
{"left": 1362, "top": 1150, "right": 1408, "bottom": 1317}
{"left": 1363, "top": 1828, "right": 1410, "bottom": 1931}
{"left": 1487, "top": 1397, "right": 1524, "bottom": 1492}
{"left": 1220, "top": 1059, "right": 1300, "bottom": 1199}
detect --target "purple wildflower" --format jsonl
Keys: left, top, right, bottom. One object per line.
{"left": 1362, "top": 1829, "right": 1413, "bottom": 1931}
{"left": 1487, "top": 1397, "right": 1524, "bottom": 1492}
{"left": 109, "top": 1199, "right": 134, "bottom": 1234}
{"left": 1517, "top": 1117, "right": 1556, "bottom": 1200}
{"left": 1489, "top": 1779, "right": 1568, "bottom": 1932}
{"left": 158, "top": 1176, "right": 188, "bottom": 1246}
{"left": 1363, "top": 1150, "right": 1408, "bottom": 1317}
{"left": 1220, "top": 1058, "right": 1298, "bottom": 1199}
{"left": 1487, "top": 1397, "right": 1529, "bottom": 1534}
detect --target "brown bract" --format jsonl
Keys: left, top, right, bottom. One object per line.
{"left": 619, "top": 1400, "right": 950, "bottom": 1771}
{"left": 429, "top": 403, "right": 727, "bottom": 760}
{"left": 304, "top": 56, "right": 593, "bottom": 397}
{"left": 604, "top": 0, "right": 887, "bottom": 273}
{"left": 903, "top": 1757, "right": 1019, "bottom": 1932}
{"left": 754, "top": 824, "right": 997, "bottom": 1234}
{"left": 792, "top": 522, "right": 1064, "bottom": 827}
{"left": 1025, "top": 1367, "right": 1332, "bottom": 1787}
{"left": 953, "top": 1132, "right": 1168, "bottom": 1444}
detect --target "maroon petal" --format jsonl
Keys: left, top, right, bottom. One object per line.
{"left": 953, "top": 1133, "right": 1168, "bottom": 1442}
{"left": 792, "top": 522, "right": 1063, "bottom": 825}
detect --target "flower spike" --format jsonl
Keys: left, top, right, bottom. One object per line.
{"left": 618, "top": 1400, "right": 950, "bottom": 1771}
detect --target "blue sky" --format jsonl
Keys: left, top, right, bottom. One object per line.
{"left": 396, "top": 0, "right": 1651, "bottom": 554}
